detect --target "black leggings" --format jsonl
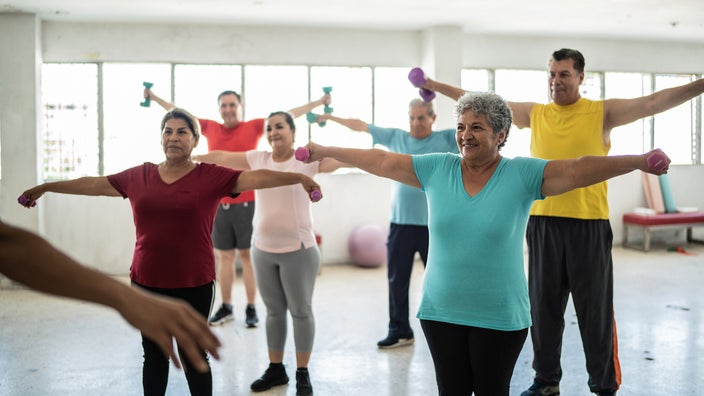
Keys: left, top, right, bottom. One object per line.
{"left": 133, "top": 281, "right": 215, "bottom": 396}
{"left": 421, "top": 320, "right": 528, "bottom": 396}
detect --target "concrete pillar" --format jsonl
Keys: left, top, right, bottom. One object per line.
{"left": 420, "top": 26, "right": 463, "bottom": 130}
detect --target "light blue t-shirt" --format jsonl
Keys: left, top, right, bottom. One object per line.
{"left": 412, "top": 153, "right": 548, "bottom": 331}
{"left": 368, "top": 124, "right": 458, "bottom": 226}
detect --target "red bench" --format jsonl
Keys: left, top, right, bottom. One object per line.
{"left": 622, "top": 212, "right": 704, "bottom": 251}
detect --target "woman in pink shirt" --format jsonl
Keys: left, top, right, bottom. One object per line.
{"left": 195, "top": 111, "right": 346, "bottom": 396}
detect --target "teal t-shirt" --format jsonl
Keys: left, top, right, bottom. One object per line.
{"left": 412, "top": 153, "right": 547, "bottom": 330}
{"left": 368, "top": 125, "right": 458, "bottom": 226}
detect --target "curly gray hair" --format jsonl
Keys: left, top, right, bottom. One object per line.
{"left": 455, "top": 92, "right": 512, "bottom": 150}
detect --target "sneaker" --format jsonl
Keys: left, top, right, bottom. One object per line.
{"left": 520, "top": 380, "right": 560, "bottom": 396}
{"left": 296, "top": 368, "right": 313, "bottom": 396}
{"left": 377, "top": 334, "right": 414, "bottom": 349}
{"left": 250, "top": 363, "right": 289, "bottom": 392}
{"left": 596, "top": 392, "right": 616, "bottom": 396}
{"left": 245, "top": 304, "right": 259, "bottom": 328}
{"left": 208, "top": 304, "right": 234, "bottom": 326}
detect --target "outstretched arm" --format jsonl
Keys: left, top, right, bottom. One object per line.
{"left": 288, "top": 92, "right": 332, "bottom": 118}
{"left": 194, "top": 150, "right": 250, "bottom": 170}
{"left": 144, "top": 88, "right": 176, "bottom": 111}
{"left": 0, "top": 221, "right": 221, "bottom": 372}
{"left": 19, "top": 177, "right": 121, "bottom": 207}
{"left": 317, "top": 114, "right": 369, "bottom": 132}
{"left": 303, "top": 142, "right": 419, "bottom": 187}
{"left": 604, "top": 79, "right": 704, "bottom": 130}
{"left": 542, "top": 149, "right": 670, "bottom": 197}
{"left": 234, "top": 169, "right": 322, "bottom": 198}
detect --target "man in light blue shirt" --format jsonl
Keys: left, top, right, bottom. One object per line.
{"left": 318, "top": 99, "right": 458, "bottom": 348}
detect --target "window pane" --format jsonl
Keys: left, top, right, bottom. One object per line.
{"left": 654, "top": 74, "right": 695, "bottom": 164}
{"left": 373, "top": 67, "right": 419, "bottom": 130}
{"left": 244, "top": 65, "right": 309, "bottom": 150}
{"left": 581, "top": 72, "right": 603, "bottom": 100}
{"left": 495, "top": 70, "right": 546, "bottom": 158}
{"left": 102, "top": 63, "right": 171, "bottom": 175}
{"left": 461, "top": 69, "right": 490, "bottom": 92}
{"left": 605, "top": 73, "right": 651, "bottom": 155}
{"left": 174, "top": 64, "right": 242, "bottom": 154}
{"left": 310, "top": 66, "right": 373, "bottom": 149}
{"left": 41, "top": 63, "right": 99, "bottom": 180}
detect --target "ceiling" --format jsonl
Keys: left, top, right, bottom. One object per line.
{"left": 2, "top": 0, "right": 704, "bottom": 44}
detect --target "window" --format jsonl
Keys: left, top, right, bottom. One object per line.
{"left": 653, "top": 74, "right": 697, "bottom": 164}
{"left": 605, "top": 72, "right": 651, "bottom": 155}
{"left": 374, "top": 67, "right": 422, "bottom": 129}
{"left": 41, "top": 63, "right": 99, "bottom": 179}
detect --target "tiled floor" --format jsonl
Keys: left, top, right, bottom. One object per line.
{"left": 1, "top": 245, "right": 703, "bottom": 395}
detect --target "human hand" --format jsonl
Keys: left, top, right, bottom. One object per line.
{"left": 644, "top": 149, "right": 670, "bottom": 174}
{"left": 321, "top": 92, "right": 332, "bottom": 107}
{"left": 298, "top": 174, "right": 322, "bottom": 202}
{"left": 143, "top": 87, "right": 154, "bottom": 100}
{"left": 121, "top": 289, "right": 221, "bottom": 373}
{"left": 17, "top": 185, "right": 46, "bottom": 208}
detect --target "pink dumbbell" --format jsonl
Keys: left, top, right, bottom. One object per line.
{"left": 17, "top": 194, "right": 36, "bottom": 207}
{"left": 646, "top": 151, "right": 669, "bottom": 172}
{"left": 310, "top": 189, "right": 322, "bottom": 202}
{"left": 295, "top": 147, "right": 310, "bottom": 162}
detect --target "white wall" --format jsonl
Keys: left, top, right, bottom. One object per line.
{"left": 2, "top": 18, "right": 703, "bottom": 275}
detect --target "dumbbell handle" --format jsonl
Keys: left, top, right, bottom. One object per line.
{"left": 419, "top": 88, "right": 436, "bottom": 102}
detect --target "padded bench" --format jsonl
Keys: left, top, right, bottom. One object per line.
{"left": 622, "top": 212, "right": 704, "bottom": 251}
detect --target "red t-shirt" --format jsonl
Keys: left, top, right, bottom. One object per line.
{"left": 107, "top": 162, "right": 242, "bottom": 288}
{"left": 199, "top": 118, "right": 264, "bottom": 204}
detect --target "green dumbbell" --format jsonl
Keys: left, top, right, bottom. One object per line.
{"left": 140, "top": 82, "right": 154, "bottom": 107}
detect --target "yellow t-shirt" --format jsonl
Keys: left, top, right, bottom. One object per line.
{"left": 529, "top": 98, "right": 611, "bottom": 220}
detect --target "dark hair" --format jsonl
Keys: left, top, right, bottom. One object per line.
{"left": 217, "top": 90, "right": 242, "bottom": 103}
{"left": 160, "top": 107, "right": 200, "bottom": 138}
{"left": 267, "top": 111, "right": 296, "bottom": 133}
{"left": 455, "top": 92, "right": 512, "bottom": 150}
{"left": 551, "top": 48, "right": 585, "bottom": 74}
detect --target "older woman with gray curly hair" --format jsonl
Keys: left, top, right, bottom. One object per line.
{"left": 299, "top": 91, "right": 670, "bottom": 396}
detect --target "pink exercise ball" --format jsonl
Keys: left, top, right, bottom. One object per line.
{"left": 348, "top": 223, "right": 388, "bottom": 268}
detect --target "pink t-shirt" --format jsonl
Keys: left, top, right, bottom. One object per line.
{"left": 246, "top": 151, "right": 319, "bottom": 253}
{"left": 200, "top": 118, "right": 264, "bottom": 205}
{"left": 107, "top": 162, "right": 241, "bottom": 288}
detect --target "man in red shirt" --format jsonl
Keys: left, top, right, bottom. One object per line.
{"left": 146, "top": 87, "right": 330, "bottom": 328}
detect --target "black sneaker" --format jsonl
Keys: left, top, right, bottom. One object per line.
{"left": 250, "top": 363, "right": 289, "bottom": 392}
{"left": 377, "top": 334, "right": 414, "bottom": 349}
{"left": 296, "top": 368, "right": 313, "bottom": 396}
{"left": 520, "top": 380, "right": 560, "bottom": 396}
{"left": 245, "top": 304, "right": 259, "bottom": 328}
{"left": 208, "top": 304, "right": 234, "bottom": 326}
{"left": 596, "top": 392, "right": 616, "bottom": 396}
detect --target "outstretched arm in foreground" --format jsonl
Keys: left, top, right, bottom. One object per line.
{"left": 234, "top": 169, "right": 323, "bottom": 199}
{"left": 302, "top": 142, "right": 419, "bottom": 187}
{"left": 0, "top": 221, "right": 221, "bottom": 372}
{"left": 194, "top": 150, "right": 250, "bottom": 170}
{"left": 19, "top": 177, "right": 121, "bottom": 208}
{"left": 542, "top": 149, "right": 670, "bottom": 197}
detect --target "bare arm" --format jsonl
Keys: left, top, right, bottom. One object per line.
{"left": 287, "top": 92, "right": 332, "bottom": 118}
{"left": 144, "top": 88, "right": 176, "bottom": 111}
{"left": 318, "top": 158, "right": 353, "bottom": 173}
{"left": 234, "top": 169, "right": 322, "bottom": 197}
{"left": 317, "top": 114, "right": 369, "bottom": 132}
{"left": 604, "top": 79, "right": 704, "bottom": 130}
{"left": 19, "top": 177, "right": 120, "bottom": 207}
{"left": 194, "top": 150, "right": 250, "bottom": 170}
{"left": 0, "top": 221, "right": 221, "bottom": 372}
{"left": 303, "top": 142, "right": 419, "bottom": 187}
{"left": 541, "top": 149, "right": 670, "bottom": 197}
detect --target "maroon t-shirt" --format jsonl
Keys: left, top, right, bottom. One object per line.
{"left": 107, "top": 162, "right": 241, "bottom": 288}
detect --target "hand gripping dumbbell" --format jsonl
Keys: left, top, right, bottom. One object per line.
{"left": 408, "top": 68, "right": 436, "bottom": 102}
{"left": 646, "top": 150, "right": 670, "bottom": 172}
{"left": 17, "top": 194, "right": 36, "bottom": 207}
{"left": 140, "top": 82, "right": 154, "bottom": 107}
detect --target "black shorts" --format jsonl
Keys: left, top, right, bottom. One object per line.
{"left": 211, "top": 202, "right": 255, "bottom": 250}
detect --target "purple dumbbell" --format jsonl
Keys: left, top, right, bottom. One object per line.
{"left": 408, "top": 67, "right": 428, "bottom": 88}
{"left": 310, "top": 189, "right": 322, "bottom": 202}
{"left": 419, "top": 88, "right": 436, "bottom": 102}
{"left": 295, "top": 147, "right": 310, "bottom": 162}
{"left": 646, "top": 151, "right": 669, "bottom": 172}
{"left": 18, "top": 194, "right": 36, "bottom": 207}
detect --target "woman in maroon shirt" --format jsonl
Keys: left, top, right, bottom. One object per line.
{"left": 19, "top": 108, "right": 322, "bottom": 396}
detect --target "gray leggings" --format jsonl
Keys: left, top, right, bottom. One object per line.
{"left": 252, "top": 245, "right": 320, "bottom": 353}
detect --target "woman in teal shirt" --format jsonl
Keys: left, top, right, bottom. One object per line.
{"left": 299, "top": 92, "right": 669, "bottom": 396}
